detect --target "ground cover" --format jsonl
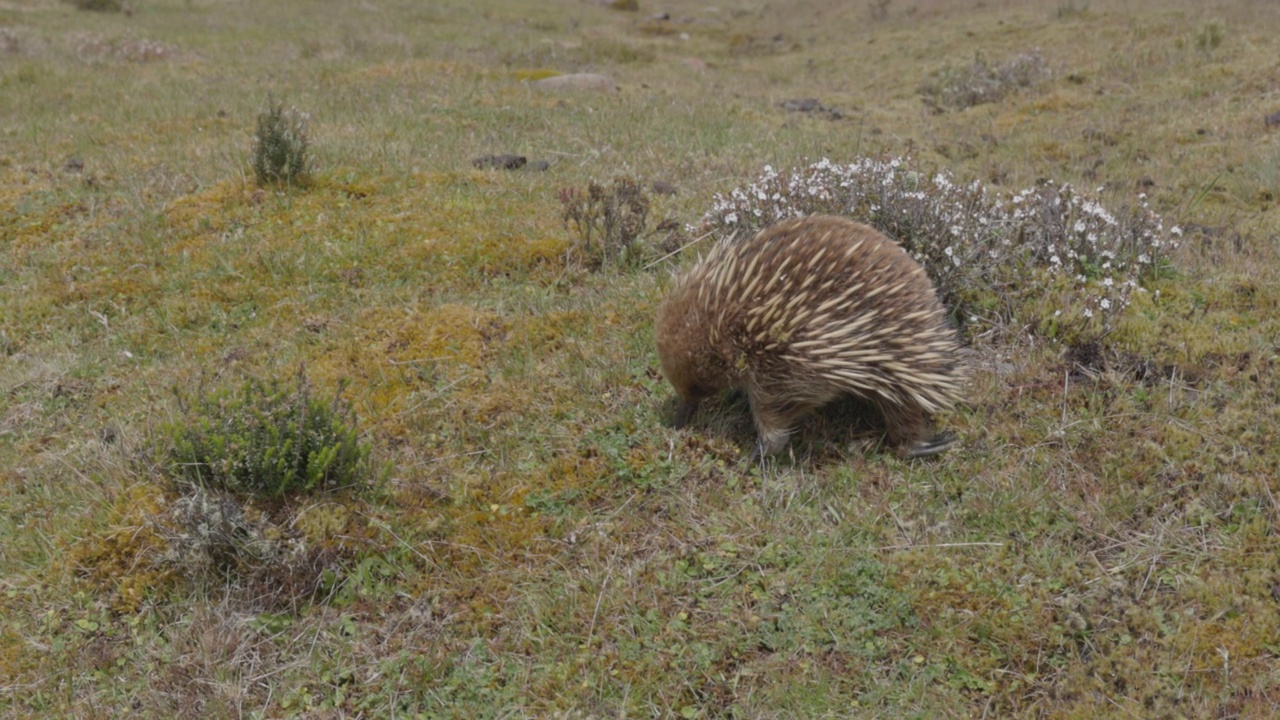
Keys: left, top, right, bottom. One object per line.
{"left": 2, "top": 0, "right": 1279, "bottom": 716}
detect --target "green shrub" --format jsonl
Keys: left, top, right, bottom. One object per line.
{"left": 251, "top": 98, "right": 311, "bottom": 186}
{"left": 165, "top": 372, "right": 369, "bottom": 498}
{"left": 64, "top": 0, "right": 125, "bottom": 12}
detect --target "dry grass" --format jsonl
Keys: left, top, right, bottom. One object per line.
{"left": 3, "top": 0, "right": 1280, "bottom": 716}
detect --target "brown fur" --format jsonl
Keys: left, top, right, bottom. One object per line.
{"left": 656, "top": 215, "right": 964, "bottom": 457}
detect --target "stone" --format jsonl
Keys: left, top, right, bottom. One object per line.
{"left": 532, "top": 73, "right": 619, "bottom": 92}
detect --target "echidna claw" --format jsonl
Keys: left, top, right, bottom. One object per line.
{"left": 905, "top": 432, "right": 957, "bottom": 459}
{"left": 673, "top": 399, "right": 700, "bottom": 429}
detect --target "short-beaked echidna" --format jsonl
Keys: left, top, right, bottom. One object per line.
{"left": 655, "top": 214, "right": 964, "bottom": 458}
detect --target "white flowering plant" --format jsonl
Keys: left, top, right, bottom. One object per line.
{"left": 701, "top": 157, "right": 1181, "bottom": 339}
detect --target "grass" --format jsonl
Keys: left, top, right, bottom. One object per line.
{"left": 3, "top": 0, "right": 1280, "bottom": 716}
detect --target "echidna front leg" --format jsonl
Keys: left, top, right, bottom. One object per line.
{"left": 879, "top": 399, "right": 955, "bottom": 458}
{"left": 747, "top": 391, "right": 806, "bottom": 456}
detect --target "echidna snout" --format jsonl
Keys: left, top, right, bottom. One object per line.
{"left": 655, "top": 214, "right": 965, "bottom": 457}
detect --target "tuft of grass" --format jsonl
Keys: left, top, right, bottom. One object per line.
{"left": 163, "top": 370, "right": 371, "bottom": 499}
{"left": 251, "top": 98, "right": 312, "bottom": 187}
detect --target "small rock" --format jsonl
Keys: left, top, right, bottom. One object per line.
{"left": 780, "top": 98, "right": 843, "bottom": 120}
{"left": 651, "top": 180, "right": 677, "bottom": 195}
{"left": 473, "top": 154, "right": 527, "bottom": 170}
{"left": 782, "top": 98, "right": 823, "bottom": 113}
{"left": 680, "top": 56, "right": 708, "bottom": 72}
{"left": 532, "top": 73, "right": 619, "bottom": 92}
{"left": 1266, "top": 111, "right": 1280, "bottom": 128}
{"left": 64, "top": 157, "right": 84, "bottom": 172}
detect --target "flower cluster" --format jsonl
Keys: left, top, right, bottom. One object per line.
{"left": 701, "top": 157, "right": 1180, "bottom": 338}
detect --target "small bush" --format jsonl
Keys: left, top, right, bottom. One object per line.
{"left": 919, "top": 51, "right": 1052, "bottom": 113}
{"left": 165, "top": 371, "right": 370, "bottom": 498}
{"left": 1195, "top": 19, "right": 1226, "bottom": 53}
{"left": 558, "top": 177, "right": 652, "bottom": 267}
{"left": 64, "top": 0, "right": 125, "bottom": 12}
{"left": 701, "top": 157, "right": 1181, "bottom": 338}
{"left": 251, "top": 98, "right": 311, "bottom": 186}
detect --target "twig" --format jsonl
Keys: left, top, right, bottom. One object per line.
{"left": 642, "top": 229, "right": 716, "bottom": 271}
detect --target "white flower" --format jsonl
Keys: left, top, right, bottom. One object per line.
{"left": 1100, "top": 298, "right": 1111, "bottom": 310}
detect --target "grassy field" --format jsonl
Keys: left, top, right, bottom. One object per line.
{"left": 3, "top": 0, "right": 1280, "bottom": 716}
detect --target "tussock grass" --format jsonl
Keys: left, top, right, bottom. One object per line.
{"left": 2, "top": 0, "right": 1280, "bottom": 716}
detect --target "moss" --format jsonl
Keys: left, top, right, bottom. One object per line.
{"left": 65, "top": 482, "right": 177, "bottom": 614}
{"left": 511, "top": 68, "right": 562, "bottom": 81}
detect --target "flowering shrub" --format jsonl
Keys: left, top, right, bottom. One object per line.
{"left": 701, "top": 157, "right": 1181, "bottom": 338}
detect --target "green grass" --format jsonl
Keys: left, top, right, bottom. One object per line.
{"left": 3, "top": 0, "right": 1280, "bottom": 716}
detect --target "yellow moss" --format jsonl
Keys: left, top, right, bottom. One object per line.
{"left": 1022, "top": 90, "right": 1085, "bottom": 114}
{"left": 311, "top": 173, "right": 383, "bottom": 199}
{"left": 511, "top": 68, "right": 563, "bottom": 81}
{"left": 347, "top": 59, "right": 476, "bottom": 83}
{"left": 65, "top": 482, "right": 176, "bottom": 614}
{"left": 312, "top": 303, "right": 505, "bottom": 434}
{"left": 291, "top": 501, "right": 378, "bottom": 555}
{"left": 164, "top": 177, "right": 255, "bottom": 235}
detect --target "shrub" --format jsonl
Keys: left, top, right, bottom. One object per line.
{"left": 164, "top": 371, "right": 370, "bottom": 498}
{"left": 64, "top": 0, "right": 125, "bottom": 12}
{"left": 251, "top": 98, "right": 311, "bottom": 186}
{"left": 919, "top": 51, "right": 1052, "bottom": 113}
{"left": 558, "top": 177, "right": 651, "bottom": 268}
{"left": 701, "top": 156, "right": 1181, "bottom": 338}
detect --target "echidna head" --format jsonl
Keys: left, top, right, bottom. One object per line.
{"left": 656, "top": 289, "right": 729, "bottom": 428}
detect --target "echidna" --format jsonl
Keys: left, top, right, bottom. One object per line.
{"left": 655, "top": 214, "right": 964, "bottom": 458}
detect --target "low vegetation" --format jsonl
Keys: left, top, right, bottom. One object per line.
{"left": 251, "top": 98, "right": 311, "bottom": 187}
{"left": 2, "top": 0, "right": 1278, "bottom": 716}
{"left": 164, "top": 370, "right": 370, "bottom": 498}
{"left": 703, "top": 156, "right": 1180, "bottom": 338}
